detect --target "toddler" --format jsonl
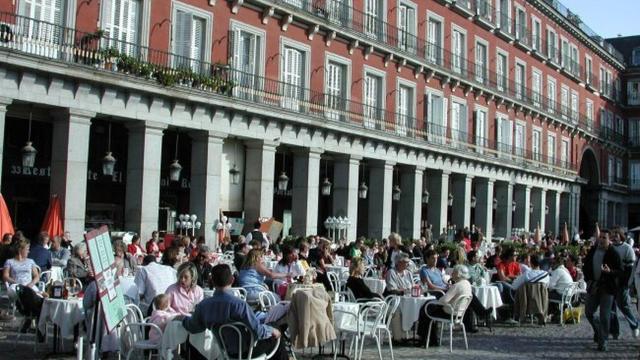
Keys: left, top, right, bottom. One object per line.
{"left": 148, "top": 294, "right": 177, "bottom": 344}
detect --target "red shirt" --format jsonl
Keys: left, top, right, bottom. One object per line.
{"left": 498, "top": 261, "right": 521, "bottom": 279}
{"left": 463, "top": 237, "right": 472, "bottom": 253}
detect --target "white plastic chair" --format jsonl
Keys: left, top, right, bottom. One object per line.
{"left": 258, "top": 291, "right": 278, "bottom": 312}
{"left": 213, "top": 321, "right": 281, "bottom": 360}
{"left": 230, "top": 287, "right": 248, "bottom": 301}
{"left": 425, "top": 294, "right": 473, "bottom": 352}
{"left": 378, "top": 295, "right": 400, "bottom": 360}
{"left": 334, "top": 301, "right": 387, "bottom": 360}
{"left": 549, "top": 282, "right": 578, "bottom": 326}
{"left": 327, "top": 272, "right": 341, "bottom": 293}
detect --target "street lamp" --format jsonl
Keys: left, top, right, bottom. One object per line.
{"left": 545, "top": 205, "right": 550, "bottom": 215}
{"left": 358, "top": 182, "right": 368, "bottom": 199}
{"left": 470, "top": 195, "right": 477, "bottom": 208}
{"left": 102, "top": 122, "right": 116, "bottom": 176}
{"left": 529, "top": 204, "right": 534, "bottom": 213}
{"left": 321, "top": 177, "right": 332, "bottom": 196}
{"left": 493, "top": 198, "right": 498, "bottom": 210}
{"left": 277, "top": 152, "right": 289, "bottom": 193}
{"left": 422, "top": 189, "right": 430, "bottom": 204}
{"left": 448, "top": 193, "right": 454, "bottom": 207}
{"left": 324, "top": 216, "right": 350, "bottom": 241}
{"left": 512, "top": 201, "right": 517, "bottom": 212}
{"left": 169, "top": 132, "right": 182, "bottom": 182}
{"left": 21, "top": 109, "right": 37, "bottom": 168}
{"left": 175, "top": 213, "right": 202, "bottom": 236}
{"left": 392, "top": 185, "right": 402, "bottom": 201}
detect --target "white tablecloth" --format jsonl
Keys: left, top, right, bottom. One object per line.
{"left": 473, "top": 285, "right": 503, "bottom": 319}
{"left": 119, "top": 276, "right": 138, "bottom": 303}
{"left": 50, "top": 266, "right": 65, "bottom": 282}
{"left": 163, "top": 320, "right": 219, "bottom": 360}
{"left": 333, "top": 302, "right": 361, "bottom": 332}
{"left": 399, "top": 295, "right": 435, "bottom": 332}
{"left": 363, "top": 278, "right": 386, "bottom": 295}
{"left": 38, "top": 298, "right": 85, "bottom": 338}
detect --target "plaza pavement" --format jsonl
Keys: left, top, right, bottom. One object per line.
{"left": 1, "top": 312, "right": 638, "bottom": 359}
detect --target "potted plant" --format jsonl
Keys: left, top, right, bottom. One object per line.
{"left": 156, "top": 70, "right": 177, "bottom": 87}
{"left": 100, "top": 47, "right": 119, "bottom": 71}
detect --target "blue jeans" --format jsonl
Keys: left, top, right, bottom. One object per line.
{"left": 610, "top": 287, "right": 639, "bottom": 336}
{"left": 585, "top": 291, "right": 615, "bottom": 347}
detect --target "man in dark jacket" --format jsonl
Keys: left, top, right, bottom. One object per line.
{"left": 583, "top": 229, "right": 622, "bottom": 351}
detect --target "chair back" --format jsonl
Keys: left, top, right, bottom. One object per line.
{"left": 561, "top": 282, "right": 578, "bottom": 303}
{"left": 345, "top": 288, "right": 357, "bottom": 302}
{"left": 383, "top": 295, "right": 400, "bottom": 328}
{"left": 39, "top": 270, "right": 53, "bottom": 285}
{"left": 327, "top": 271, "right": 341, "bottom": 293}
{"left": 451, "top": 294, "right": 473, "bottom": 323}
{"left": 214, "top": 321, "right": 255, "bottom": 360}
{"left": 358, "top": 301, "right": 386, "bottom": 336}
{"left": 258, "top": 291, "right": 278, "bottom": 311}
{"left": 363, "top": 267, "right": 377, "bottom": 278}
{"left": 125, "top": 303, "right": 144, "bottom": 324}
{"left": 229, "top": 287, "right": 248, "bottom": 300}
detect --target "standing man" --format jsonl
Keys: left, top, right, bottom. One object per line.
{"left": 583, "top": 229, "right": 623, "bottom": 351}
{"left": 610, "top": 227, "right": 639, "bottom": 339}
{"left": 245, "top": 220, "right": 269, "bottom": 250}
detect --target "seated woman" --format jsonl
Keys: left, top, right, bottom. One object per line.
{"left": 165, "top": 262, "right": 204, "bottom": 315}
{"left": 66, "top": 243, "right": 91, "bottom": 285}
{"left": 237, "top": 249, "right": 288, "bottom": 301}
{"left": 385, "top": 253, "right": 414, "bottom": 342}
{"left": 273, "top": 245, "right": 305, "bottom": 280}
{"left": 308, "top": 239, "right": 334, "bottom": 291}
{"left": 3, "top": 239, "right": 45, "bottom": 334}
{"left": 345, "top": 257, "right": 382, "bottom": 300}
{"left": 113, "top": 240, "right": 138, "bottom": 275}
{"left": 127, "top": 235, "right": 146, "bottom": 258}
{"left": 417, "top": 265, "right": 473, "bottom": 346}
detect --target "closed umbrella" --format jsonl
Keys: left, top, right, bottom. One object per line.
{"left": 562, "top": 222, "right": 570, "bottom": 244}
{"left": 41, "top": 194, "right": 64, "bottom": 239}
{"left": 534, "top": 223, "right": 541, "bottom": 244}
{"left": 0, "top": 193, "right": 15, "bottom": 237}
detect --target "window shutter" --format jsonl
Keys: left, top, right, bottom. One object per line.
{"left": 102, "top": 0, "right": 113, "bottom": 33}
{"left": 174, "top": 10, "right": 191, "bottom": 60}
{"left": 125, "top": 0, "right": 139, "bottom": 48}
{"left": 442, "top": 97, "right": 448, "bottom": 128}
{"left": 496, "top": 117, "right": 502, "bottom": 150}
{"left": 191, "top": 17, "right": 204, "bottom": 63}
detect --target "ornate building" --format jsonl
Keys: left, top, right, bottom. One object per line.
{"left": 0, "top": 0, "right": 633, "bottom": 245}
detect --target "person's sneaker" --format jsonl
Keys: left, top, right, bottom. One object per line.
{"left": 505, "top": 318, "right": 519, "bottom": 325}
{"left": 633, "top": 328, "right": 640, "bottom": 339}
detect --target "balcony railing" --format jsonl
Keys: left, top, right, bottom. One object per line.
{"left": 600, "top": 127, "right": 626, "bottom": 145}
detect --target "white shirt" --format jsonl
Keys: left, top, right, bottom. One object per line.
{"left": 512, "top": 269, "right": 549, "bottom": 290}
{"left": 385, "top": 268, "right": 413, "bottom": 293}
{"left": 134, "top": 262, "right": 177, "bottom": 306}
{"left": 549, "top": 265, "right": 573, "bottom": 292}
{"left": 273, "top": 261, "right": 305, "bottom": 278}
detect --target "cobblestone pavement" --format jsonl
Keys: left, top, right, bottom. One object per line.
{"left": 1, "top": 313, "right": 639, "bottom": 360}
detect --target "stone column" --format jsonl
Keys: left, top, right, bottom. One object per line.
{"left": 0, "top": 97, "right": 11, "bottom": 188}
{"left": 451, "top": 174, "right": 473, "bottom": 230}
{"left": 559, "top": 192, "right": 571, "bottom": 230}
{"left": 332, "top": 156, "right": 360, "bottom": 242}
{"left": 368, "top": 161, "right": 394, "bottom": 239}
{"left": 50, "top": 108, "right": 94, "bottom": 241}
{"left": 530, "top": 188, "right": 546, "bottom": 232}
{"left": 513, "top": 185, "right": 532, "bottom": 232}
{"left": 125, "top": 121, "right": 167, "bottom": 239}
{"left": 243, "top": 140, "right": 277, "bottom": 229}
{"left": 475, "top": 178, "right": 494, "bottom": 241}
{"left": 547, "top": 191, "right": 560, "bottom": 237}
{"left": 426, "top": 170, "right": 450, "bottom": 237}
{"left": 399, "top": 166, "right": 424, "bottom": 240}
{"left": 291, "top": 148, "right": 322, "bottom": 237}
{"left": 494, "top": 181, "right": 514, "bottom": 239}
{"left": 571, "top": 184, "right": 581, "bottom": 234}
{"left": 190, "top": 131, "right": 225, "bottom": 249}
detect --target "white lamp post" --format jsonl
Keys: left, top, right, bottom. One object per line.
{"left": 175, "top": 213, "right": 202, "bottom": 236}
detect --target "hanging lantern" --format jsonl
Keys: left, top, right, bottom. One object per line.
{"left": 529, "top": 204, "right": 534, "bottom": 213}
{"left": 422, "top": 189, "right": 430, "bottom": 204}
{"left": 21, "top": 141, "right": 37, "bottom": 168}
{"left": 392, "top": 185, "right": 401, "bottom": 201}
{"left": 358, "top": 182, "right": 368, "bottom": 199}
{"left": 492, "top": 198, "right": 498, "bottom": 210}
{"left": 470, "top": 195, "right": 477, "bottom": 208}
{"left": 229, "top": 164, "right": 241, "bottom": 185}
{"left": 545, "top": 205, "right": 550, "bottom": 215}
{"left": 169, "top": 159, "right": 182, "bottom": 182}
{"left": 447, "top": 193, "right": 454, "bottom": 206}
{"left": 102, "top": 151, "right": 117, "bottom": 176}
{"left": 512, "top": 201, "right": 517, "bottom": 212}
{"left": 321, "top": 177, "right": 332, "bottom": 196}
{"left": 277, "top": 171, "right": 289, "bottom": 192}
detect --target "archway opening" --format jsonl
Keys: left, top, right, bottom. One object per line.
{"left": 579, "top": 148, "right": 599, "bottom": 237}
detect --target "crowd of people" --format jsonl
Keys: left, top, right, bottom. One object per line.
{"left": 0, "top": 221, "right": 639, "bottom": 356}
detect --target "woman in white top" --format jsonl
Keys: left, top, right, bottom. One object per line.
{"left": 3, "top": 239, "right": 40, "bottom": 293}
{"left": 385, "top": 253, "right": 415, "bottom": 342}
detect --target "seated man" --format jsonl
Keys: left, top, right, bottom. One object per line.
{"left": 180, "top": 264, "right": 287, "bottom": 359}
{"left": 420, "top": 250, "right": 448, "bottom": 294}
{"left": 511, "top": 256, "right": 549, "bottom": 290}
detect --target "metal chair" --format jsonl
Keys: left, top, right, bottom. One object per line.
{"left": 549, "top": 282, "right": 579, "bottom": 325}
{"left": 334, "top": 301, "right": 387, "bottom": 360}
{"left": 213, "top": 321, "right": 281, "bottom": 360}
{"left": 258, "top": 291, "right": 278, "bottom": 312}
{"left": 121, "top": 319, "right": 165, "bottom": 360}
{"left": 425, "top": 294, "right": 473, "bottom": 352}
{"left": 378, "top": 295, "right": 400, "bottom": 360}
{"left": 230, "top": 287, "right": 248, "bottom": 301}
{"left": 327, "top": 272, "right": 341, "bottom": 293}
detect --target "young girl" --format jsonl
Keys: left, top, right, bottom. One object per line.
{"left": 148, "top": 294, "right": 177, "bottom": 344}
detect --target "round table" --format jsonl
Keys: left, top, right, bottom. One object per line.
{"left": 399, "top": 295, "right": 435, "bottom": 332}
{"left": 333, "top": 302, "right": 361, "bottom": 332}
{"left": 38, "top": 297, "right": 85, "bottom": 338}
{"left": 473, "top": 285, "right": 503, "bottom": 319}
{"left": 363, "top": 278, "right": 386, "bottom": 295}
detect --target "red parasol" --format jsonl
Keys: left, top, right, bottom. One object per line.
{"left": 562, "top": 222, "right": 570, "bottom": 244}
{"left": 41, "top": 194, "right": 64, "bottom": 238}
{"left": 0, "top": 193, "right": 15, "bottom": 237}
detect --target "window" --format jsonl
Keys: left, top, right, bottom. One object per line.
{"left": 560, "top": 86, "right": 569, "bottom": 120}
{"left": 172, "top": 7, "right": 209, "bottom": 72}
{"left": 427, "top": 92, "right": 447, "bottom": 144}
{"left": 586, "top": 100, "right": 594, "bottom": 129}
{"left": 628, "top": 81, "right": 640, "bottom": 105}
{"left": 616, "top": 116, "right": 624, "bottom": 136}
{"left": 19, "top": 0, "right": 64, "bottom": 57}
{"left": 363, "top": 71, "right": 383, "bottom": 129}
{"left": 570, "top": 91, "right": 578, "bottom": 123}
{"left": 515, "top": 62, "right": 525, "bottom": 100}
{"left": 364, "top": 0, "right": 383, "bottom": 39}
{"left": 281, "top": 45, "right": 307, "bottom": 110}
{"left": 398, "top": 2, "right": 417, "bottom": 54}
{"left": 514, "top": 122, "right": 525, "bottom": 157}
{"left": 599, "top": 67, "right": 606, "bottom": 93}
{"left": 102, "top": 0, "right": 141, "bottom": 56}
{"left": 569, "top": 45, "right": 579, "bottom": 75}
{"left": 532, "top": 129, "right": 541, "bottom": 162}
{"left": 532, "top": 70, "right": 542, "bottom": 107}
{"left": 561, "top": 38, "right": 570, "bottom": 68}
{"left": 326, "top": 0, "right": 348, "bottom": 25}
{"left": 396, "top": 84, "right": 415, "bottom": 136}
{"left": 547, "top": 78, "right": 556, "bottom": 112}
{"left": 630, "top": 161, "right": 640, "bottom": 190}
{"left": 325, "top": 60, "right": 347, "bottom": 120}
{"left": 585, "top": 57, "right": 592, "bottom": 84}
{"left": 427, "top": 16, "right": 443, "bottom": 65}
{"left": 282, "top": 0, "right": 302, "bottom": 7}
{"left": 450, "top": 101, "right": 468, "bottom": 146}
{"left": 547, "top": 29, "right": 558, "bottom": 63}
{"left": 496, "top": 52, "right": 508, "bottom": 91}
{"left": 561, "top": 139, "right": 569, "bottom": 168}
{"left": 608, "top": 155, "right": 615, "bottom": 184}
{"left": 547, "top": 134, "right": 556, "bottom": 165}
{"left": 496, "top": 0, "right": 511, "bottom": 32}
{"left": 452, "top": 28, "right": 466, "bottom": 74}
{"left": 475, "top": 42, "right": 487, "bottom": 83}
{"left": 496, "top": 115, "right": 512, "bottom": 156}
{"left": 632, "top": 48, "right": 640, "bottom": 66}
{"left": 474, "top": 108, "right": 488, "bottom": 153}
{"left": 616, "top": 158, "right": 623, "bottom": 184}
{"left": 231, "top": 23, "right": 264, "bottom": 100}
{"left": 515, "top": 7, "right": 526, "bottom": 40}
{"left": 630, "top": 119, "right": 640, "bottom": 146}
{"left": 531, "top": 18, "right": 541, "bottom": 51}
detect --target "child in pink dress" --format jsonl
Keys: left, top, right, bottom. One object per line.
{"left": 148, "top": 294, "right": 177, "bottom": 344}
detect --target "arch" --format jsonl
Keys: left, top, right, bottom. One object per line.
{"left": 579, "top": 146, "right": 599, "bottom": 186}
{"left": 579, "top": 146, "right": 600, "bottom": 236}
